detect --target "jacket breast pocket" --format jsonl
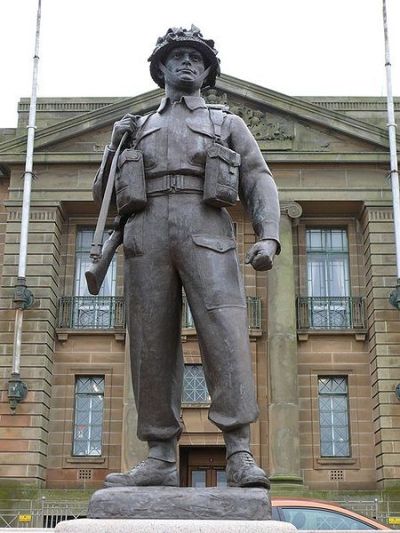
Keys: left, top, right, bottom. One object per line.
{"left": 191, "top": 234, "right": 246, "bottom": 310}
{"left": 186, "top": 120, "right": 214, "bottom": 167}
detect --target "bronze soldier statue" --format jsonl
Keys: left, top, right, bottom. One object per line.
{"left": 92, "top": 25, "right": 280, "bottom": 488}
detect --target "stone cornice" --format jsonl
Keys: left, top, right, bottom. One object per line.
{"left": 0, "top": 151, "right": 392, "bottom": 166}
{"left": 0, "top": 89, "right": 163, "bottom": 154}
{"left": 300, "top": 97, "right": 400, "bottom": 112}
{"left": 217, "top": 75, "right": 395, "bottom": 149}
{"left": 0, "top": 74, "right": 397, "bottom": 158}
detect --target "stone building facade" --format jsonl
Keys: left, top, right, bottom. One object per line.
{"left": 0, "top": 75, "right": 399, "bottom": 497}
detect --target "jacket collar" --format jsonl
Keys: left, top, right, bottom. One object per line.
{"left": 157, "top": 96, "right": 207, "bottom": 113}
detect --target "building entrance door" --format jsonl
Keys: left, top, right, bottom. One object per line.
{"left": 179, "top": 446, "right": 227, "bottom": 487}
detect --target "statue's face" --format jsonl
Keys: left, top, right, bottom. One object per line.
{"left": 162, "top": 46, "right": 206, "bottom": 89}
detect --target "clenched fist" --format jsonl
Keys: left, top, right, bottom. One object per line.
{"left": 245, "top": 239, "right": 278, "bottom": 271}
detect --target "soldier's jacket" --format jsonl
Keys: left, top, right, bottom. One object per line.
{"left": 93, "top": 95, "right": 280, "bottom": 247}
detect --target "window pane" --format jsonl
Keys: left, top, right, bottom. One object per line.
{"left": 74, "top": 228, "right": 116, "bottom": 297}
{"left": 280, "top": 507, "right": 375, "bottom": 530}
{"left": 306, "top": 229, "right": 350, "bottom": 302}
{"left": 216, "top": 470, "right": 227, "bottom": 487}
{"left": 182, "top": 365, "right": 210, "bottom": 404}
{"left": 318, "top": 376, "right": 350, "bottom": 458}
{"left": 191, "top": 470, "right": 206, "bottom": 488}
{"left": 73, "top": 376, "right": 104, "bottom": 456}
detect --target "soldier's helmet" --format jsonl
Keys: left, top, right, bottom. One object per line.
{"left": 148, "top": 25, "right": 221, "bottom": 89}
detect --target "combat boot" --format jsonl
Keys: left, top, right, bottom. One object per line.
{"left": 104, "top": 457, "right": 178, "bottom": 487}
{"left": 226, "top": 451, "right": 270, "bottom": 489}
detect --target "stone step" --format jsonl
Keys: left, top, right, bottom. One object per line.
{"left": 55, "top": 519, "right": 295, "bottom": 532}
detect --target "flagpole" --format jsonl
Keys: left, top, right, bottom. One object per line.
{"left": 383, "top": 0, "right": 400, "bottom": 309}
{"left": 8, "top": 0, "right": 41, "bottom": 411}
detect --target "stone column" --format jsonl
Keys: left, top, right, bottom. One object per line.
{"left": 267, "top": 201, "right": 303, "bottom": 484}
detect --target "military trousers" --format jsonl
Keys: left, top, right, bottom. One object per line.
{"left": 123, "top": 191, "right": 259, "bottom": 443}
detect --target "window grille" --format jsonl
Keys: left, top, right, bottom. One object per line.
{"left": 73, "top": 376, "right": 104, "bottom": 457}
{"left": 318, "top": 376, "right": 350, "bottom": 457}
{"left": 182, "top": 365, "right": 210, "bottom": 404}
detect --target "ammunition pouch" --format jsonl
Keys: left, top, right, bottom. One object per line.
{"left": 203, "top": 107, "right": 241, "bottom": 208}
{"left": 115, "top": 148, "right": 147, "bottom": 216}
{"left": 203, "top": 143, "right": 240, "bottom": 207}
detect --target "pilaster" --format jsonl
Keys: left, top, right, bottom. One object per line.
{"left": 0, "top": 201, "right": 64, "bottom": 486}
{"left": 267, "top": 201, "right": 303, "bottom": 484}
{"left": 360, "top": 204, "right": 400, "bottom": 488}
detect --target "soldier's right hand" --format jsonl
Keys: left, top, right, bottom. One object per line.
{"left": 110, "top": 114, "right": 137, "bottom": 150}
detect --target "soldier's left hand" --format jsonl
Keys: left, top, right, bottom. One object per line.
{"left": 245, "top": 239, "right": 278, "bottom": 271}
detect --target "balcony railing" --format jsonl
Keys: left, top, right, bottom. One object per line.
{"left": 58, "top": 294, "right": 262, "bottom": 331}
{"left": 296, "top": 296, "right": 366, "bottom": 330}
{"left": 182, "top": 295, "right": 262, "bottom": 330}
{"left": 57, "top": 296, "right": 125, "bottom": 330}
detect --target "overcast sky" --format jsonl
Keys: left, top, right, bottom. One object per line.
{"left": 1, "top": 0, "right": 399, "bottom": 128}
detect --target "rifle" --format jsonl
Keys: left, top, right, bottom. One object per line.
{"left": 85, "top": 132, "right": 128, "bottom": 295}
{"left": 85, "top": 225, "right": 123, "bottom": 295}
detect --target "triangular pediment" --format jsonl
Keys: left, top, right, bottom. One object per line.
{"left": 0, "top": 74, "right": 395, "bottom": 162}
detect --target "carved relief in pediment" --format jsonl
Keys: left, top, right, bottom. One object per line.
{"left": 204, "top": 89, "right": 295, "bottom": 150}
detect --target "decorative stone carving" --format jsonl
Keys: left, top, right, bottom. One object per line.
{"left": 203, "top": 89, "right": 295, "bottom": 150}
{"left": 280, "top": 201, "right": 302, "bottom": 220}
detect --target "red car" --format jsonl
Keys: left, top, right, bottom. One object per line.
{"left": 272, "top": 498, "right": 390, "bottom": 530}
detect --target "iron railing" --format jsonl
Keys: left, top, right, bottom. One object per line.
{"left": 58, "top": 295, "right": 262, "bottom": 331}
{"left": 182, "top": 295, "right": 262, "bottom": 330}
{"left": 1, "top": 497, "right": 398, "bottom": 529}
{"left": 296, "top": 296, "right": 366, "bottom": 330}
{"left": 57, "top": 296, "right": 125, "bottom": 330}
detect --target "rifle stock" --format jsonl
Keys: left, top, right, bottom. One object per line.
{"left": 85, "top": 229, "right": 123, "bottom": 295}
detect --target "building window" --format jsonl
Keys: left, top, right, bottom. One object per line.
{"left": 318, "top": 376, "right": 350, "bottom": 458}
{"left": 73, "top": 228, "right": 117, "bottom": 328}
{"left": 73, "top": 376, "right": 105, "bottom": 456}
{"left": 182, "top": 365, "right": 210, "bottom": 404}
{"left": 306, "top": 228, "right": 350, "bottom": 328}
{"left": 74, "top": 228, "right": 116, "bottom": 297}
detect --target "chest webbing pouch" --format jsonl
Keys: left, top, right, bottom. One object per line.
{"left": 115, "top": 114, "right": 152, "bottom": 216}
{"left": 203, "top": 107, "right": 241, "bottom": 208}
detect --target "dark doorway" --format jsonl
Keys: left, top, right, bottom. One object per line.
{"left": 179, "top": 446, "right": 227, "bottom": 487}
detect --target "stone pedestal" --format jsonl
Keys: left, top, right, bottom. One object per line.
{"left": 87, "top": 486, "right": 271, "bottom": 520}
{"left": 55, "top": 519, "right": 296, "bottom": 532}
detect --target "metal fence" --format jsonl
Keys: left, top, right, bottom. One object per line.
{"left": 1, "top": 498, "right": 400, "bottom": 529}
{"left": 58, "top": 295, "right": 262, "bottom": 332}
{"left": 57, "top": 296, "right": 125, "bottom": 329}
{"left": 296, "top": 296, "right": 367, "bottom": 331}
{"left": 337, "top": 499, "right": 400, "bottom": 529}
{"left": 0, "top": 500, "right": 87, "bottom": 529}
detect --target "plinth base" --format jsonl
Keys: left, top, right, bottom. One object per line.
{"left": 88, "top": 486, "right": 271, "bottom": 520}
{"left": 55, "top": 519, "right": 296, "bottom": 532}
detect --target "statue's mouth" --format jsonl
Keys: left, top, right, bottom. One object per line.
{"left": 177, "top": 68, "right": 195, "bottom": 74}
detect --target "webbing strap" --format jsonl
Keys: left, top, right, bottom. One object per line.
{"left": 209, "top": 108, "right": 224, "bottom": 144}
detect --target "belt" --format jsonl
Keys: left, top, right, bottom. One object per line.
{"left": 146, "top": 174, "right": 204, "bottom": 196}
